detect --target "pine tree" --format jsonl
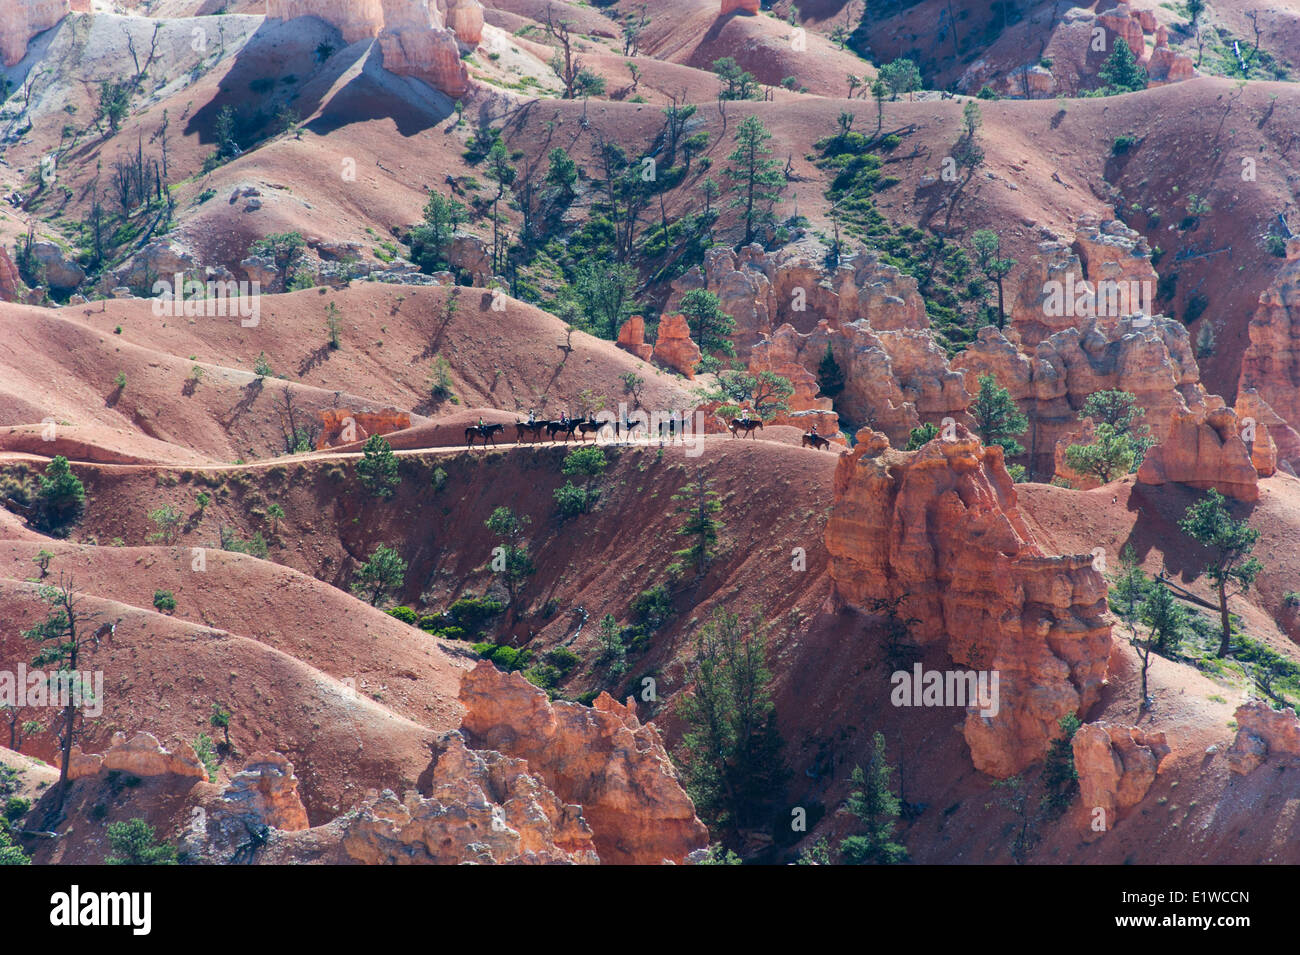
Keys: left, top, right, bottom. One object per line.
{"left": 350, "top": 545, "right": 407, "bottom": 607}
{"left": 671, "top": 468, "right": 725, "bottom": 577}
{"left": 1078, "top": 389, "right": 1152, "bottom": 467}
{"left": 1141, "top": 577, "right": 1187, "bottom": 656}
{"left": 1179, "top": 489, "right": 1262, "bottom": 657}
{"left": 678, "top": 288, "right": 737, "bottom": 356}
{"left": 34, "top": 456, "right": 86, "bottom": 536}
{"left": 971, "top": 229, "right": 1015, "bottom": 327}
{"left": 817, "top": 343, "right": 845, "bottom": 399}
{"left": 970, "top": 373, "right": 1028, "bottom": 458}
{"left": 725, "top": 116, "right": 786, "bottom": 246}
{"left": 676, "top": 607, "right": 788, "bottom": 843}
{"left": 356, "top": 434, "right": 400, "bottom": 500}
{"left": 839, "top": 731, "right": 908, "bottom": 864}
{"left": 1098, "top": 38, "right": 1148, "bottom": 93}
{"left": 1064, "top": 422, "right": 1137, "bottom": 484}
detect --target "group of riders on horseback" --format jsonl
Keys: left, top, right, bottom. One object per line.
{"left": 465, "top": 408, "right": 833, "bottom": 450}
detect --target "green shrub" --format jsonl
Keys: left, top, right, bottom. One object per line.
{"left": 152, "top": 590, "right": 176, "bottom": 613}
{"left": 553, "top": 481, "right": 593, "bottom": 517}
{"left": 33, "top": 456, "right": 86, "bottom": 536}
{"left": 4, "top": 797, "right": 29, "bottom": 825}
{"left": 631, "top": 584, "right": 673, "bottom": 630}
{"left": 386, "top": 606, "right": 418, "bottom": 625}
{"left": 105, "top": 818, "right": 178, "bottom": 865}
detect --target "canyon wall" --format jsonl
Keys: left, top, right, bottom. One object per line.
{"left": 824, "top": 427, "right": 1112, "bottom": 777}
{"left": 1239, "top": 239, "right": 1300, "bottom": 470}
{"left": 266, "top": 0, "right": 481, "bottom": 97}
{"left": 459, "top": 662, "right": 708, "bottom": 864}
{"left": 0, "top": 0, "right": 87, "bottom": 67}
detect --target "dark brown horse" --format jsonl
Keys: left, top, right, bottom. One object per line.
{"left": 616, "top": 416, "right": 645, "bottom": 441}
{"left": 802, "top": 431, "right": 831, "bottom": 450}
{"left": 466, "top": 423, "right": 505, "bottom": 447}
{"left": 515, "top": 420, "right": 547, "bottom": 443}
{"left": 576, "top": 417, "right": 605, "bottom": 441}
{"left": 729, "top": 417, "right": 763, "bottom": 439}
{"left": 547, "top": 418, "right": 580, "bottom": 442}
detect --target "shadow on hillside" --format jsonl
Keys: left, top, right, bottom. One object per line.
{"left": 1118, "top": 481, "right": 1259, "bottom": 588}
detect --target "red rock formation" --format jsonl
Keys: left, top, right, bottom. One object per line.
{"left": 266, "top": 0, "right": 385, "bottom": 44}
{"left": 721, "top": 0, "right": 759, "bottom": 14}
{"left": 220, "top": 753, "right": 311, "bottom": 831}
{"left": 752, "top": 320, "right": 966, "bottom": 447}
{"left": 317, "top": 408, "right": 411, "bottom": 449}
{"left": 616, "top": 316, "right": 653, "bottom": 362}
{"left": 458, "top": 662, "right": 708, "bottom": 864}
{"left": 266, "top": 0, "right": 474, "bottom": 96}
{"left": 825, "top": 427, "right": 1112, "bottom": 777}
{"left": 1097, "top": 4, "right": 1147, "bottom": 62}
{"left": 438, "top": 0, "right": 483, "bottom": 47}
{"left": 1239, "top": 239, "right": 1300, "bottom": 470}
{"left": 1136, "top": 406, "right": 1262, "bottom": 502}
{"left": 1227, "top": 701, "right": 1300, "bottom": 774}
{"left": 652, "top": 314, "right": 702, "bottom": 379}
{"left": 0, "top": 248, "right": 21, "bottom": 303}
{"left": 1072, "top": 722, "right": 1169, "bottom": 821}
{"left": 1147, "top": 26, "right": 1195, "bottom": 84}
{"left": 955, "top": 315, "right": 1208, "bottom": 478}
{"left": 1234, "top": 388, "right": 1296, "bottom": 475}
{"left": 68, "top": 731, "right": 207, "bottom": 781}
{"left": 1, "top": 0, "right": 73, "bottom": 66}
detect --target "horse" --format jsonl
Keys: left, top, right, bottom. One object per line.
{"left": 547, "top": 418, "right": 580, "bottom": 442}
{"left": 466, "top": 422, "right": 505, "bottom": 447}
{"left": 729, "top": 417, "right": 763, "bottom": 439}
{"left": 616, "top": 416, "right": 645, "bottom": 441}
{"left": 576, "top": 417, "right": 605, "bottom": 442}
{"left": 802, "top": 431, "right": 831, "bottom": 450}
{"left": 515, "top": 420, "right": 547, "bottom": 443}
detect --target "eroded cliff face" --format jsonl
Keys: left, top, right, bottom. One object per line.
{"left": 1239, "top": 239, "right": 1300, "bottom": 470}
{"left": 459, "top": 662, "right": 709, "bottom": 864}
{"left": 1227, "top": 701, "right": 1300, "bottom": 774}
{"left": 0, "top": 0, "right": 83, "bottom": 67}
{"left": 954, "top": 315, "right": 1207, "bottom": 478}
{"left": 1136, "top": 405, "right": 1268, "bottom": 502}
{"left": 266, "top": 0, "right": 480, "bottom": 96}
{"left": 1072, "top": 723, "right": 1169, "bottom": 825}
{"left": 825, "top": 427, "right": 1112, "bottom": 777}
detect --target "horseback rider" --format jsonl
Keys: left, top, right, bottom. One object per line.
{"left": 561, "top": 410, "right": 569, "bottom": 425}
{"left": 478, "top": 416, "right": 484, "bottom": 428}
{"left": 528, "top": 408, "right": 536, "bottom": 424}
